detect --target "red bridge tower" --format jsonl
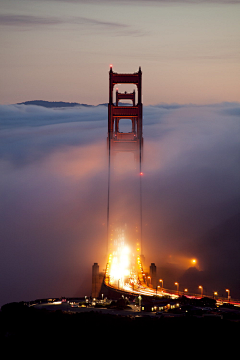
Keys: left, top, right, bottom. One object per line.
{"left": 108, "top": 66, "right": 143, "bottom": 161}
{"left": 108, "top": 66, "right": 142, "bottom": 140}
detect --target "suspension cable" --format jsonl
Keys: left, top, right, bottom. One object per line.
{"left": 107, "top": 133, "right": 111, "bottom": 255}
{"left": 139, "top": 138, "right": 143, "bottom": 256}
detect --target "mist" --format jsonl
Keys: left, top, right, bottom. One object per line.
{"left": 1, "top": 102, "right": 240, "bottom": 306}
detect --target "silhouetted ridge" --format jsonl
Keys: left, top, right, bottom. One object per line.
{"left": 16, "top": 100, "right": 127, "bottom": 108}
{"left": 17, "top": 100, "right": 93, "bottom": 108}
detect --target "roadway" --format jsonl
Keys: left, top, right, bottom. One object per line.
{"left": 110, "top": 281, "right": 240, "bottom": 306}
{"left": 123, "top": 283, "right": 178, "bottom": 299}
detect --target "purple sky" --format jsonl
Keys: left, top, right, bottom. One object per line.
{"left": 0, "top": 0, "right": 240, "bottom": 105}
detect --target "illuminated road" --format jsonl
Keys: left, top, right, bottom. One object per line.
{"left": 104, "top": 233, "right": 240, "bottom": 305}
{"left": 104, "top": 265, "right": 240, "bottom": 306}
{"left": 104, "top": 248, "right": 180, "bottom": 300}
{"left": 123, "top": 283, "right": 178, "bottom": 299}
{"left": 105, "top": 279, "right": 240, "bottom": 306}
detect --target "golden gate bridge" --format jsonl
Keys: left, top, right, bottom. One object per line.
{"left": 91, "top": 66, "right": 239, "bottom": 308}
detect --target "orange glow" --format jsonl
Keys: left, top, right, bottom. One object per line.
{"left": 45, "top": 144, "right": 105, "bottom": 180}
{"left": 106, "top": 226, "right": 146, "bottom": 290}
{"left": 166, "top": 255, "right": 201, "bottom": 270}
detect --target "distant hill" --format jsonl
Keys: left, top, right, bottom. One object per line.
{"left": 16, "top": 100, "right": 128, "bottom": 108}
{"left": 17, "top": 100, "right": 94, "bottom": 108}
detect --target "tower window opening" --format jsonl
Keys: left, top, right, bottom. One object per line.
{"left": 118, "top": 119, "right": 132, "bottom": 133}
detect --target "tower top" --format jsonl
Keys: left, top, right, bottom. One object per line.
{"left": 109, "top": 65, "right": 142, "bottom": 75}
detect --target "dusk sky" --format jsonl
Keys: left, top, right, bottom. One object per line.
{"left": 0, "top": 0, "right": 240, "bottom": 306}
{"left": 1, "top": 0, "right": 240, "bottom": 105}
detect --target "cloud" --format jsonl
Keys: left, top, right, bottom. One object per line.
{"left": 1, "top": 102, "right": 240, "bottom": 305}
{"left": 0, "top": 14, "right": 63, "bottom": 27}
{"left": 221, "top": 103, "right": 240, "bottom": 117}
{"left": 0, "top": 13, "right": 147, "bottom": 36}
{"left": 0, "top": 104, "right": 107, "bottom": 166}
{"left": 0, "top": 14, "right": 129, "bottom": 31}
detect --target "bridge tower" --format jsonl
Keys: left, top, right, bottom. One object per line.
{"left": 108, "top": 65, "right": 142, "bottom": 141}
{"left": 108, "top": 66, "right": 143, "bottom": 162}
{"left": 107, "top": 66, "right": 144, "bottom": 256}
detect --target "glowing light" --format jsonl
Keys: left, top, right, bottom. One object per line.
{"left": 175, "top": 282, "right": 179, "bottom": 294}
{"left": 140, "top": 172, "right": 143, "bottom": 176}
{"left": 191, "top": 259, "right": 197, "bottom": 265}
{"left": 108, "top": 245, "right": 131, "bottom": 287}
{"left": 106, "top": 230, "right": 147, "bottom": 292}
{"left": 226, "top": 289, "right": 230, "bottom": 299}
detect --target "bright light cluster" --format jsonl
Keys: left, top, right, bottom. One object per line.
{"left": 105, "top": 227, "right": 145, "bottom": 290}
{"left": 108, "top": 245, "right": 131, "bottom": 288}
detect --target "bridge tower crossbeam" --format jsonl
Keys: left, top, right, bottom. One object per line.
{"left": 108, "top": 66, "right": 142, "bottom": 140}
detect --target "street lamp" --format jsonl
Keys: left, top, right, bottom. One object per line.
{"left": 148, "top": 276, "right": 151, "bottom": 286}
{"left": 226, "top": 289, "right": 230, "bottom": 302}
{"left": 199, "top": 286, "right": 203, "bottom": 298}
{"left": 213, "top": 292, "right": 218, "bottom": 299}
{"left": 159, "top": 279, "right": 163, "bottom": 290}
{"left": 138, "top": 295, "right": 142, "bottom": 309}
{"left": 175, "top": 282, "right": 179, "bottom": 295}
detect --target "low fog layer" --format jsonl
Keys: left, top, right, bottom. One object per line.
{"left": 0, "top": 102, "right": 240, "bottom": 305}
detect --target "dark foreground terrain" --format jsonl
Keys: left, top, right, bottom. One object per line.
{"left": 1, "top": 301, "right": 240, "bottom": 354}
